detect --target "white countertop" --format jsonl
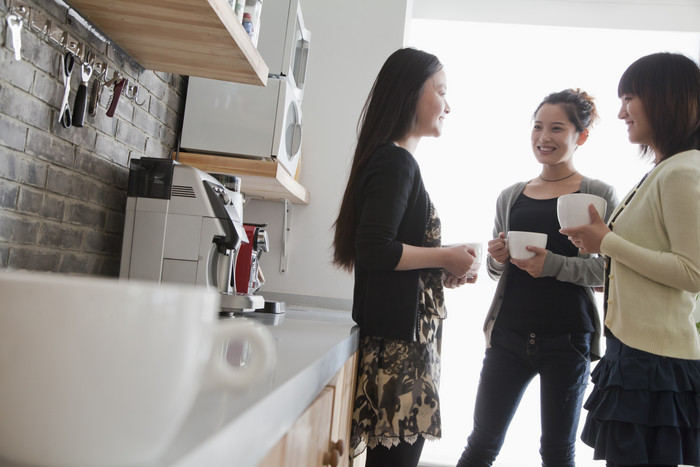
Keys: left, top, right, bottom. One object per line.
{"left": 157, "top": 306, "right": 359, "bottom": 467}
{"left": 0, "top": 306, "right": 358, "bottom": 467}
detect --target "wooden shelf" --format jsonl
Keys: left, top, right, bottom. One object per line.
{"left": 67, "top": 0, "right": 268, "bottom": 85}
{"left": 172, "top": 152, "right": 310, "bottom": 205}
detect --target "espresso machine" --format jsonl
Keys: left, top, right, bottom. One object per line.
{"left": 235, "top": 224, "right": 269, "bottom": 295}
{"left": 119, "top": 157, "right": 265, "bottom": 312}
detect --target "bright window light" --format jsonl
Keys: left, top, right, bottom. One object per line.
{"left": 408, "top": 19, "right": 699, "bottom": 467}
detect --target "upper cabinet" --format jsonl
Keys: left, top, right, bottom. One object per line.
{"left": 67, "top": 0, "right": 268, "bottom": 85}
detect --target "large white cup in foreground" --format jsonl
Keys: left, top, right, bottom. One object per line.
{"left": 507, "top": 231, "right": 548, "bottom": 260}
{"left": 0, "top": 271, "right": 276, "bottom": 467}
{"left": 557, "top": 193, "right": 607, "bottom": 228}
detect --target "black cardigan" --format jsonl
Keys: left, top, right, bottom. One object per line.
{"left": 352, "top": 144, "right": 430, "bottom": 341}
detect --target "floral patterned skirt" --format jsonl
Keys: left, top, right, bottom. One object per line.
{"left": 350, "top": 310, "right": 444, "bottom": 455}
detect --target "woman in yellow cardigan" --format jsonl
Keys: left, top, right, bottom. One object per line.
{"left": 562, "top": 52, "right": 700, "bottom": 466}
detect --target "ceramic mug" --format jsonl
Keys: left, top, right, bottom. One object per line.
{"left": 443, "top": 242, "right": 483, "bottom": 278}
{"left": 464, "top": 242, "right": 483, "bottom": 278}
{"left": 506, "top": 231, "right": 548, "bottom": 260}
{"left": 557, "top": 193, "right": 607, "bottom": 229}
{"left": 0, "top": 271, "right": 276, "bottom": 467}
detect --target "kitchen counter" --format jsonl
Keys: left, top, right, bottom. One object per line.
{"left": 158, "top": 306, "right": 359, "bottom": 467}
{"left": 0, "top": 306, "right": 357, "bottom": 467}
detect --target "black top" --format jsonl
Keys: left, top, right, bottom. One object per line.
{"left": 352, "top": 144, "right": 432, "bottom": 341}
{"left": 497, "top": 192, "right": 595, "bottom": 334}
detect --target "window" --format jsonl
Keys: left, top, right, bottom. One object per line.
{"left": 409, "top": 19, "right": 699, "bottom": 467}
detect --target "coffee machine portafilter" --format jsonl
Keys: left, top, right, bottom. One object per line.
{"left": 119, "top": 158, "right": 265, "bottom": 312}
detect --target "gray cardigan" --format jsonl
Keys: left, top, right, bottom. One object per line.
{"left": 483, "top": 176, "right": 618, "bottom": 360}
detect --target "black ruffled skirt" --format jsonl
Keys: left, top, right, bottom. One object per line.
{"left": 581, "top": 332, "right": 700, "bottom": 465}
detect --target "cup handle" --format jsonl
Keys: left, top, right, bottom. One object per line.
{"left": 204, "top": 321, "right": 277, "bottom": 389}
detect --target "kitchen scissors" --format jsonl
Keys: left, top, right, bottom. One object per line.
{"left": 58, "top": 52, "right": 75, "bottom": 128}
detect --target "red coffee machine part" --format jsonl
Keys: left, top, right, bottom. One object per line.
{"left": 234, "top": 223, "right": 269, "bottom": 294}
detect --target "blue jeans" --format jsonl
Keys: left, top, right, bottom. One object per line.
{"left": 456, "top": 328, "right": 592, "bottom": 467}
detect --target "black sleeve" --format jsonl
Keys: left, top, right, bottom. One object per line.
{"left": 355, "top": 146, "right": 417, "bottom": 270}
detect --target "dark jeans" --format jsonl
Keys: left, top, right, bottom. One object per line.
{"left": 365, "top": 436, "right": 425, "bottom": 467}
{"left": 456, "top": 328, "right": 592, "bottom": 467}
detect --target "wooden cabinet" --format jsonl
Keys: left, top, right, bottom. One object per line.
{"left": 328, "top": 351, "right": 357, "bottom": 467}
{"left": 258, "top": 352, "right": 358, "bottom": 467}
{"left": 66, "top": 0, "right": 268, "bottom": 85}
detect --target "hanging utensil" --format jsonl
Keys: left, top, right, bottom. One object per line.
{"left": 106, "top": 77, "right": 127, "bottom": 118}
{"left": 88, "top": 78, "right": 102, "bottom": 117}
{"left": 88, "top": 63, "right": 107, "bottom": 117}
{"left": 58, "top": 52, "right": 75, "bottom": 128}
{"left": 72, "top": 57, "right": 93, "bottom": 127}
{"left": 7, "top": 13, "right": 23, "bottom": 61}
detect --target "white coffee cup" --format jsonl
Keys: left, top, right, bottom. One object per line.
{"left": 557, "top": 193, "right": 607, "bottom": 229}
{"left": 464, "top": 242, "right": 483, "bottom": 278}
{"left": 443, "top": 242, "right": 483, "bottom": 278}
{"left": 0, "top": 271, "right": 276, "bottom": 467}
{"left": 506, "top": 231, "right": 548, "bottom": 260}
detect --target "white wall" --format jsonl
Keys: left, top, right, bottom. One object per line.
{"left": 242, "top": 0, "right": 412, "bottom": 307}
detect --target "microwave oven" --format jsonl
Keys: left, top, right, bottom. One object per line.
{"left": 179, "top": 0, "right": 310, "bottom": 179}
{"left": 180, "top": 76, "right": 302, "bottom": 179}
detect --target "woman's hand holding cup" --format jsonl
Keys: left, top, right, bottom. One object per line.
{"left": 560, "top": 204, "right": 611, "bottom": 254}
{"left": 443, "top": 243, "right": 476, "bottom": 278}
{"left": 443, "top": 271, "right": 473, "bottom": 288}
{"left": 488, "top": 232, "right": 510, "bottom": 264}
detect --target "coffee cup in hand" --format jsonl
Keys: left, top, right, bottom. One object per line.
{"left": 444, "top": 242, "right": 483, "bottom": 278}
{"left": 464, "top": 242, "right": 483, "bottom": 278}
{"left": 557, "top": 193, "right": 607, "bottom": 228}
{"left": 506, "top": 231, "right": 548, "bottom": 260}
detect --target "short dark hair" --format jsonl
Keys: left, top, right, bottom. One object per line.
{"left": 618, "top": 52, "right": 700, "bottom": 161}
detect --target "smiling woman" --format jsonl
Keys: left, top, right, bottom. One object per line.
{"left": 407, "top": 19, "right": 700, "bottom": 467}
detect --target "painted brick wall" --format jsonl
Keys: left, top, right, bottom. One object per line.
{"left": 0, "top": 0, "right": 187, "bottom": 275}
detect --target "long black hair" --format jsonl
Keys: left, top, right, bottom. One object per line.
{"left": 618, "top": 52, "right": 700, "bottom": 160}
{"left": 332, "top": 48, "right": 443, "bottom": 271}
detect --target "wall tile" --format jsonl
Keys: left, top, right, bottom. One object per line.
{"left": 0, "top": 182, "right": 19, "bottom": 209}
{"left": 8, "top": 246, "right": 60, "bottom": 271}
{"left": 0, "top": 115, "right": 28, "bottom": 151}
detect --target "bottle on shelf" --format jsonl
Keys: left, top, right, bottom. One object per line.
{"left": 243, "top": 0, "right": 263, "bottom": 47}
{"left": 233, "top": 0, "right": 245, "bottom": 21}
{"left": 242, "top": 13, "right": 254, "bottom": 39}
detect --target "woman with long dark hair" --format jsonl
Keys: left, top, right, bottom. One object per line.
{"left": 333, "top": 47, "right": 476, "bottom": 467}
{"left": 563, "top": 52, "right": 700, "bottom": 466}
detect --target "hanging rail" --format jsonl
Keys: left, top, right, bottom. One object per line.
{"left": 5, "top": 0, "right": 145, "bottom": 107}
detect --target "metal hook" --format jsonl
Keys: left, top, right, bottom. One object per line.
{"left": 93, "top": 62, "right": 107, "bottom": 81}
{"left": 8, "top": 1, "right": 29, "bottom": 20}
{"left": 125, "top": 84, "right": 147, "bottom": 106}
{"left": 103, "top": 70, "right": 122, "bottom": 87}
{"left": 29, "top": 10, "right": 50, "bottom": 35}
{"left": 133, "top": 86, "right": 147, "bottom": 106}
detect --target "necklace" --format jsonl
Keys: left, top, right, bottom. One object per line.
{"left": 539, "top": 171, "right": 578, "bottom": 182}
